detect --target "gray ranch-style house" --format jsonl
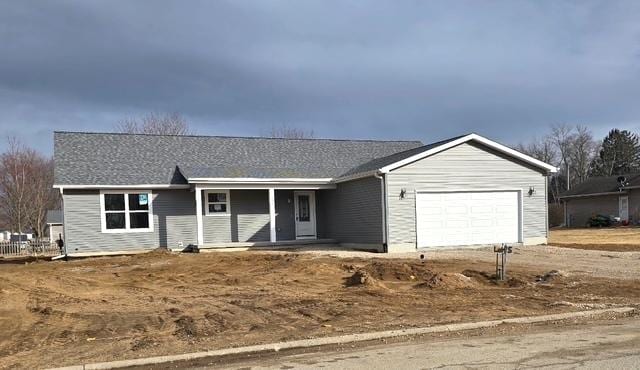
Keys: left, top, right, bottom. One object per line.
{"left": 560, "top": 173, "right": 640, "bottom": 227}
{"left": 53, "top": 132, "right": 557, "bottom": 256}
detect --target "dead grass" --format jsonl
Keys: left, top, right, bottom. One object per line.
{"left": 549, "top": 228, "right": 640, "bottom": 251}
{"left": 0, "top": 251, "right": 639, "bottom": 369}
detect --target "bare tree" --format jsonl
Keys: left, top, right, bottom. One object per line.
{"left": 516, "top": 136, "right": 557, "bottom": 165}
{"left": 0, "top": 138, "right": 59, "bottom": 238}
{"left": 550, "top": 124, "right": 574, "bottom": 190}
{"left": 267, "top": 124, "right": 315, "bottom": 139}
{"left": 116, "top": 112, "right": 192, "bottom": 135}
{"left": 568, "top": 125, "right": 597, "bottom": 184}
{"left": 28, "top": 157, "right": 58, "bottom": 238}
{"left": 0, "top": 138, "right": 30, "bottom": 236}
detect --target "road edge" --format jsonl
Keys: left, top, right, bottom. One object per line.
{"left": 50, "top": 307, "right": 637, "bottom": 370}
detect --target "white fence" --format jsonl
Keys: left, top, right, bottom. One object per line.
{"left": 0, "top": 240, "right": 61, "bottom": 258}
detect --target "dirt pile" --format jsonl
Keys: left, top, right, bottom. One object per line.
{"left": 537, "top": 270, "right": 569, "bottom": 283}
{"left": 416, "top": 273, "right": 476, "bottom": 289}
{"left": 355, "top": 260, "right": 432, "bottom": 281}
{"left": 345, "top": 270, "right": 388, "bottom": 290}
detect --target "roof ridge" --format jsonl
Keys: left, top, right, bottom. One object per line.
{"left": 53, "top": 131, "right": 423, "bottom": 144}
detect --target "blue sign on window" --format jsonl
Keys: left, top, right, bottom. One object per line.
{"left": 139, "top": 194, "right": 148, "bottom": 205}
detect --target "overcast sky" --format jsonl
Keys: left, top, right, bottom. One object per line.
{"left": 1, "top": 1, "right": 640, "bottom": 154}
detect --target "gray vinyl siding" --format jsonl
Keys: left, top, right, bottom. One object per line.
{"left": 202, "top": 190, "right": 270, "bottom": 243}
{"left": 565, "top": 194, "right": 620, "bottom": 227}
{"left": 386, "top": 142, "right": 548, "bottom": 246}
{"left": 63, "top": 189, "right": 197, "bottom": 253}
{"left": 319, "top": 176, "right": 383, "bottom": 244}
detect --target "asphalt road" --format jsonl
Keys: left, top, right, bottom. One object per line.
{"left": 199, "top": 318, "right": 640, "bottom": 369}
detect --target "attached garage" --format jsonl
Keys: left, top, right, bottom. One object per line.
{"left": 415, "top": 191, "right": 521, "bottom": 248}
{"left": 376, "top": 134, "right": 557, "bottom": 252}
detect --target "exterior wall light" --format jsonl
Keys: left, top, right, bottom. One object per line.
{"left": 528, "top": 186, "right": 536, "bottom": 196}
{"left": 400, "top": 188, "right": 407, "bottom": 199}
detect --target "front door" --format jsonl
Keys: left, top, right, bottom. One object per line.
{"left": 294, "top": 191, "right": 317, "bottom": 239}
{"left": 619, "top": 195, "right": 629, "bottom": 222}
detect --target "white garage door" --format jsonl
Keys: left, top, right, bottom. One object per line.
{"left": 416, "top": 191, "right": 520, "bottom": 247}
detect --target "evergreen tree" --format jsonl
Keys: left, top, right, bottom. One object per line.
{"left": 589, "top": 129, "right": 640, "bottom": 176}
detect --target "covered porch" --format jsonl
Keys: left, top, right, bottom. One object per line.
{"left": 193, "top": 182, "right": 336, "bottom": 248}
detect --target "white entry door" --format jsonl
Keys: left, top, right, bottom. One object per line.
{"left": 294, "top": 191, "right": 317, "bottom": 239}
{"left": 619, "top": 195, "right": 629, "bottom": 221}
{"left": 416, "top": 191, "right": 520, "bottom": 248}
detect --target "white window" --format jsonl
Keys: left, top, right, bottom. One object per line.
{"left": 205, "top": 190, "right": 230, "bottom": 216}
{"left": 100, "top": 191, "right": 154, "bottom": 233}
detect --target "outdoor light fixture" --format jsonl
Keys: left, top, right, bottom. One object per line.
{"left": 528, "top": 186, "right": 536, "bottom": 196}
{"left": 400, "top": 188, "right": 407, "bottom": 199}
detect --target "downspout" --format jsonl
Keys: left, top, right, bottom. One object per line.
{"left": 374, "top": 172, "right": 388, "bottom": 253}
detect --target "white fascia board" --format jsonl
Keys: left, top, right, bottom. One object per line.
{"left": 53, "top": 184, "right": 190, "bottom": 190}
{"left": 187, "top": 177, "right": 333, "bottom": 184}
{"left": 379, "top": 133, "right": 559, "bottom": 174}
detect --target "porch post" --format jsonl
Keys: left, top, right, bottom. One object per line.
{"left": 195, "top": 185, "right": 204, "bottom": 245}
{"left": 268, "top": 188, "right": 276, "bottom": 242}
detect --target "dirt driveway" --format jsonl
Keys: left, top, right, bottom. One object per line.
{"left": 1, "top": 245, "right": 639, "bottom": 369}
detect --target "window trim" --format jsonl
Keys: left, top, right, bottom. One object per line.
{"left": 205, "top": 190, "right": 231, "bottom": 216}
{"left": 99, "top": 190, "right": 154, "bottom": 233}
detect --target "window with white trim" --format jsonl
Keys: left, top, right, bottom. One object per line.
{"left": 205, "top": 190, "right": 230, "bottom": 215}
{"left": 101, "top": 191, "right": 153, "bottom": 232}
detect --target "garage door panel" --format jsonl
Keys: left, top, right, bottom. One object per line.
{"left": 446, "top": 206, "right": 468, "bottom": 214}
{"left": 445, "top": 220, "right": 469, "bottom": 228}
{"left": 471, "top": 205, "right": 492, "bottom": 214}
{"left": 416, "top": 191, "right": 520, "bottom": 247}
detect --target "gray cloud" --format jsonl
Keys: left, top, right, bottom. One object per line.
{"left": 1, "top": 0, "right": 640, "bottom": 154}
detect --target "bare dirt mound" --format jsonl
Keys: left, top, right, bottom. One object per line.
{"left": 345, "top": 270, "right": 389, "bottom": 290}
{"left": 537, "top": 270, "right": 569, "bottom": 283}
{"left": 461, "top": 269, "right": 530, "bottom": 287}
{"left": 416, "top": 273, "right": 476, "bottom": 289}
{"left": 355, "top": 260, "right": 433, "bottom": 281}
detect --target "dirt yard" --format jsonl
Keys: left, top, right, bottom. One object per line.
{"left": 549, "top": 227, "right": 640, "bottom": 252}
{"left": 1, "top": 248, "right": 639, "bottom": 369}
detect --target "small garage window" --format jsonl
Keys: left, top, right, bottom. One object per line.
{"left": 205, "top": 190, "right": 230, "bottom": 216}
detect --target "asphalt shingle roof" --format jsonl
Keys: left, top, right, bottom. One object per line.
{"left": 561, "top": 173, "right": 640, "bottom": 197}
{"left": 54, "top": 132, "right": 424, "bottom": 185}
{"left": 340, "top": 135, "right": 467, "bottom": 177}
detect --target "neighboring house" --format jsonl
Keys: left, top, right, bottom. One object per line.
{"left": 560, "top": 174, "right": 640, "bottom": 227}
{"left": 0, "top": 232, "right": 34, "bottom": 242}
{"left": 46, "top": 210, "right": 64, "bottom": 243}
{"left": 53, "top": 131, "right": 557, "bottom": 256}
{"left": 0, "top": 231, "right": 10, "bottom": 242}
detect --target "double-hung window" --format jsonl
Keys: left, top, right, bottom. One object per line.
{"left": 101, "top": 191, "right": 153, "bottom": 232}
{"left": 205, "top": 190, "right": 230, "bottom": 216}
